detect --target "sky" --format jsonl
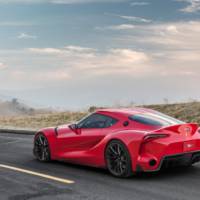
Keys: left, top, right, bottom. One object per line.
{"left": 0, "top": 0, "right": 200, "bottom": 109}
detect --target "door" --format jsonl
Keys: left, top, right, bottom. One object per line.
{"left": 57, "top": 113, "right": 118, "bottom": 153}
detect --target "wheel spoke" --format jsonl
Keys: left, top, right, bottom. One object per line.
{"left": 117, "top": 144, "right": 121, "bottom": 156}
{"left": 39, "top": 136, "right": 43, "bottom": 145}
{"left": 109, "top": 146, "right": 118, "bottom": 155}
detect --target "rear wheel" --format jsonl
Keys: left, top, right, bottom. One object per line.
{"left": 105, "top": 140, "right": 133, "bottom": 178}
{"left": 33, "top": 133, "right": 51, "bottom": 162}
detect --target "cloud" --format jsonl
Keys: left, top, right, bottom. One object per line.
{"left": 17, "top": 33, "right": 37, "bottom": 39}
{"left": 176, "top": 0, "right": 200, "bottom": 13}
{"left": 105, "top": 13, "right": 151, "bottom": 23}
{"left": 137, "top": 21, "right": 200, "bottom": 50}
{"left": 1, "top": 33, "right": 200, "bottom": 107}
{"left": 64, "top": 45, "right": 96, "bottom": 53}
{"left": 120, "top": 15, "right": 151, "bottom": 23}
{"left": 29, "top": 48, "right": 62, "bottom": 54}
{"left": 27, "top": 46, "right": 151, "bottom": 78}
{"left": 96, "top": 24, "right": 135, "bottom": 31}
{"left": 0, "top": 46, "right": 153, "bottom": 93}
{"left": 107, "top": 19, "right": 200, "bottom": 80}
{"left": 130, "top": 1, "right": 149, "bottom": 6}
{"left": 29, "top": 45, "right": 96, "bottom": 58}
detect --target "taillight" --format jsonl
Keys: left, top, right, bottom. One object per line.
{"left": 143, "top": 134, "right": 169, "bottom": 143}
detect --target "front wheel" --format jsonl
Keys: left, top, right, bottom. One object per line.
{"left": 33, "top": 133, "right": 51, "bottom": 162}
{"left": 105, "top": 140, "right": 133, "bottom": 178}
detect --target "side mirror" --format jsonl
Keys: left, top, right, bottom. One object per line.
{"left": 69, "top": 124, "right": 81, "bottom": 135}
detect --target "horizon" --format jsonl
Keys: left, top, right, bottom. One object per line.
{"left": 0, "top": 0, "right": 200, "bottom": 109}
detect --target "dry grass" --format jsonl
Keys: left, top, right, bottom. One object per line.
{"left": 146, "top": 102, "right": 200, "bottom": 124}
{"left": 0, "top": 101, "right": 200, "bottom": 130}
{"left": 0, "top": 112, "right": 87, "bottom": 130}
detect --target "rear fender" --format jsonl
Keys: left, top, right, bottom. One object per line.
{"left": 89, "top": 130, "right": 146, "bottom": 170}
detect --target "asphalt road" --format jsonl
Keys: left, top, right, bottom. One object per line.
{"left": 1, "top": 133, "right": 200, "bottom": 200}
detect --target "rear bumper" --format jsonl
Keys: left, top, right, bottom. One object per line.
{"left": 136, "top": 151, "right": 200, "bottom": 172}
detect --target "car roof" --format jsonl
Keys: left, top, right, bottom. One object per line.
{"left": 96, "top": 107, "right": 156, "bottom": 116}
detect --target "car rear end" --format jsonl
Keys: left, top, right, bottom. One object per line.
{"left": 137, "top": 123, "right": 200, "bottom": 172}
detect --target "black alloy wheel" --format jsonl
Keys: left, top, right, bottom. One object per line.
{"left": 105, "top": 140, "right": 132, "bottom": 177}
{"left": 33, "top": 133, "right": 51, "bottom": 162}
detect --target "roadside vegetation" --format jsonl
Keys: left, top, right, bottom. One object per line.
{"left": 0, "top": 100, "right": 200, "bottom": 130}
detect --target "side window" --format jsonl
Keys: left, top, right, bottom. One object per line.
{"left": 78, "top": 113, "right": 118, "bottom": 129}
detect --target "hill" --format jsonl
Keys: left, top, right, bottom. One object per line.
{"left": 0, "top": 98, "right": 52, "bottom": 117}
{"left": 0, "top": 101, "right": 200, "bottom": 130}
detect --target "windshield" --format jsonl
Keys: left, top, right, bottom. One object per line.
{"left": 129, "top": 112, "right": 183, "bottom": 127}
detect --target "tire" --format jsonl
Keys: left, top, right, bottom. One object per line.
{"left": 33, "top": 133, "right": 51, "bottom": 162}
{"left": 105, "top": 140, "right": 133, "bottom": 178}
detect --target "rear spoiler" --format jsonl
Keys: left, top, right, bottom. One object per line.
{"left": 155, "top": 123, "right": 199, "bottom": 136}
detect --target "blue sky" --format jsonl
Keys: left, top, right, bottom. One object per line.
{"left": 0, "top": 0, "right": 200, "bottom": 109}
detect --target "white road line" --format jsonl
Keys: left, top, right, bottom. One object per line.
{"left": 0, "top": 164, "right": 74, "bottom": 184}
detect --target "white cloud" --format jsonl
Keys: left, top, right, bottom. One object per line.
{"left": 28, "top": 46, "right": 150, "bottom": 73}
{"left": 17, "top": 33, "right": 37, "bottom": 39}
{"left": 0, "top": 46, "right": 153, "bottom": 93}
{"left": 165, "top": 25, "right": 179, "bottom": 34}
{"left": 130, "top": 1, "right": 149, "bottom": 6}
{"left": 64, "top": 45, "right": 96, "bottom": 52}
{"left": 110, "top": 24, "right": 135, "bottom": 30}
{"left": 98, "top": 14, "right": 151, "bottom": 31}
{"left": 105, "top": 13, "right": 151, "bottom": 23}
{"left": 1, "top": 33, "right": 200, "bottom": 107}
{"left": 96, "top": 24, "right": 135, "bottom": 31}
{"left": 120, "top": 15, "right": 151, "bottom": 23}
{"left": 29, "top": 48, "right": 62, "bottom": 54}
{"left": 108, "top": 49, "right": 149, "bottom": 63}
{"left": 176, "top": 0, "right": 200, "bottom": 13}
{"left": 29, "top": 45, "right": 96, "bottom": 58}
{"left": 138, "top": 21, "right": 200, "bottom": 50}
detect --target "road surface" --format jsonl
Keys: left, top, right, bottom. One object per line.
{"left": 0, "top": 132, "right": 200, "bottom": 200}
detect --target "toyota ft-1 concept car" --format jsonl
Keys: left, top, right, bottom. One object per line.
{"left": 33, "top": 108, "right": 200, "bottom": 177}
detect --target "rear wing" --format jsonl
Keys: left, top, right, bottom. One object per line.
{"left": 154, "top": 123, "right": 199, "bottom": 137}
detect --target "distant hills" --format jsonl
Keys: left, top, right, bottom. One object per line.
{"left": 0, "top": 98, "right": 51, "bottom": 116}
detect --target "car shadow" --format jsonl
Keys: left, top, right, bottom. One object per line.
{"left": 40, "top": 159, "right": 200, "bottom": 181}
{"left": 134, "top": 165, "right": 200, "bottom": 180}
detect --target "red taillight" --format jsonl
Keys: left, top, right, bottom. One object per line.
{"left": 143, "top": 134, "right": 169, "bottom": 143}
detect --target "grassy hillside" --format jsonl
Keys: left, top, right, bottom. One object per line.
{"left": 0, "top": 111, "right": 87, "bottom": 130}
{"left": 146, "top": 102, "right": 200, "bottom": 124}
{"left": 0, "top": 101, "right": 200, "bottom": 130}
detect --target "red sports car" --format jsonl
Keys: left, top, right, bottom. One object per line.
{"left": 33, "top": 108, "right": 200, "bottom": 177}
